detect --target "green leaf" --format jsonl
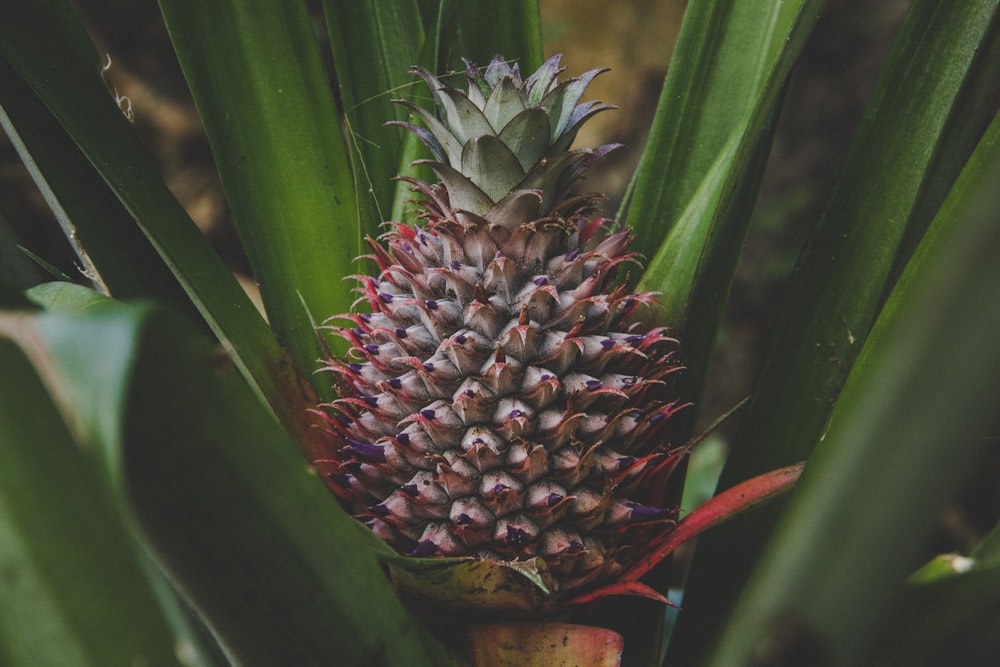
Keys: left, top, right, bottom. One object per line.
{"left": 0, "top": 335, "right": 179, "bottom": 666}
{"left": 707, "top": 109, "right": 1000, "bottom": 667}
{"left": 431, "top": 0, "right": 543, "bottom": 75}
{"left": 26, "top": 281, "right": 115, "bottom": 313}
{"left": 972, "top": 520, "right": 1000, "bottom": 562}
{"left": 156, "top": 0, "right": 363, "bottom": 391}
{"left": 323, "top": 0, "right": 426, "bottom": 230}
{"left": 0, "top": 0, "right": 311, "bottom": 441}
{"left": 874, "top": 522, "right": 1000, "bottom": 666}
{"left": 676, "top": 5, "right": 1000, "bottom": 656}
{"left": 625, "top": 0, "right": 824, "bottom": 264}
{"left": 874, "top": 559, "right": 1000, "bottom": 667}
{"left": 21, "top": 299, "right": 451, "bottom": 665}
{"left": 725, "top": 0, "right": 1000, "bottom": 480}
{"left": 617, "top": 3, "right": 822, "bottom": 660}
{"left": 631, "top": 0, "right": 823, "bottom": 423}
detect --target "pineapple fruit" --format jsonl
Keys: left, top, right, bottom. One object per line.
{"left": 316, "top": 55, "right": 686, "bottom": 605}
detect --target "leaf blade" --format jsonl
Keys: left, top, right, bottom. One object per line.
{"left": 157, "top": 0, "right": 364, "bottom": 391}
{"left": 0, "top": 333, "right": 180, "bottom": 666}
{"left": 676, "top": 6, "right": 1000, "bottom": 656}
{"left": 709, "top": 107, "right": 1000, "bottom": 667}
{"left": 323, "top": 0, "right": 426, "bottom": 230}
{"left": 25, "top": 300, "right": 452, "bottom": 666}
{"left": 0, "top": 57, "right": 193, "bottom": 315}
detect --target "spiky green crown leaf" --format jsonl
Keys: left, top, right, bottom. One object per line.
{"left": 390, "top": 55, "right": 618, "bottom": 217}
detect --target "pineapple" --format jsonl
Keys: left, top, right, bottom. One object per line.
{"left": 316, "top": 55, "right": 685, "bottom": 603}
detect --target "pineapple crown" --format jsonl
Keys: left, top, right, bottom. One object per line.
{"left": 390, "top": 54, "right": 618, "bottom": 219}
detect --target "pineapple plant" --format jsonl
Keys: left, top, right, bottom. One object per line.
{"left": 313, "top": 56, "right": 799, "bottom": 616}
{"left": 3, "top": 2, "right": 999, "bottom": 665}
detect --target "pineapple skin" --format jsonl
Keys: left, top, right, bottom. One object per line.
{"left": 316, "top": 56, "right": 683, "bottom": 595}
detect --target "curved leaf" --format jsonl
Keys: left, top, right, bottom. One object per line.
{"left": 678, "top": 5, "right": 1000, "bottom": 655}
{"left": 708, "top": 110, "right": 1000, "bottom": 667}
{"left": 16, "top": 300, "right": 450, "bottom": 665}
{"left": 625, "top": 0, "right": 824, "bottom": 263}
{"left": 632, "top": 0, "right": 824, "bottom": 429}
{"left": 0, "top": 335, "right": 179, "bottom": 666}
{"left": 156, "top": 0, "right": 363, "bottom": 387}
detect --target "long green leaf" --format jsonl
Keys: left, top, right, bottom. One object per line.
{"left": 0, "top": 0, "right": 312, "bottom": 441}
{"left": 18, "top": 298, "right": 451, "bottom": 665}
{"left": 156, "top": 0, "right": 363, "bottom": 393}
{"left": 676, "top": 5, "right": 1000, "bottom": 656}
{"left": 631, "top": 0, "right": 823, "bottom": 420}
{"left": 0, "top": 335, "right": 179, "bottom": 666}
{"left": 323, "top": 0, "right": 425, "bottom": 232}
{"left": 708, "top": 109, "right": 1000, "bottom": 667}
{"left": 726, "top": 0, "right": 1000, "bottom": 479}
{"left": 613, "top": 4, "right": 820, "bottom": 658}
{"left": 565, "top": 4, "right": 823, "bottom": 661}
{"left": 624, "top": 0, "right": 824, "bottom": 264}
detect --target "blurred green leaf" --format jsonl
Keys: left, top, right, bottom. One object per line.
{"left": 0, "top": 335, "right": 179, "bottom": 666}
{"left": 25, "top": 281, "right": 115, "bottom": 313}
{"left": 972, "top": 520, "right": 1000, "bottom": 561}
{"left": 20, "top": 299, "right": 451, "bottom": 665}
{"left": 874, "top": 560, "right": 1000, "bottom": 667}
{"left": 676, "top": 3, "right": 1000, "bottom": 657}
{"left": 872, "top": 520, "right": 1000, "bottom": 665}
{"left": 157, "top": 0, "right": 363, "bottom": 390}
{"left": 708, "top": 109, "right": 1000, "bottom": 667}
{"left": 625, "top": 0, "right": 824, "bottom": 265}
